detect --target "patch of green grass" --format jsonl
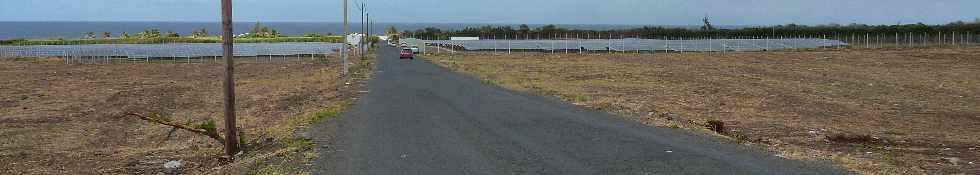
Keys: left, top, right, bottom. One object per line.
{"left": 282, "top": 137, "right": 315, "bottom": 149}
{"left": 268, "top": 104, "right": 347, "bottom": 141}
{"left": 728, "top": 132, "right": 752, "bottom": 144}
{"left": 311, "top": 109, "right": 341, "bottom": 123}
{"left": 246, "top": 105, "right": 347, "bottom": 175}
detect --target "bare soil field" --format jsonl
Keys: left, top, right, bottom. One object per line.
{"left": 427, "top": 46, "right": 980, "bottom": 174}
{"left": 0, "top": 57, "right": 363, "bottom": 174}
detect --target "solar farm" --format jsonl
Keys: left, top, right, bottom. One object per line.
{"left": 424, "top": 38, "right": 847, "bottom": 52}
{"left": 0, "top": 42, "right": 341, "bottom": 63}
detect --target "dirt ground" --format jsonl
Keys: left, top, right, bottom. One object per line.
{"left": 427, "top": 46, "right": 980, "bottom": 174}
{"left": 0, "top": 57, "right": 355, "bottom": 174}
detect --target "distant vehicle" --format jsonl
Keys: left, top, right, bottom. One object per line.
{"left": 410, "top": 46, "right": 419, "bottom": 54}
{"left": 399, "top": 48, "right": 415, "bottom": 59}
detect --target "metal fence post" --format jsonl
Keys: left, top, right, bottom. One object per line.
{"left": 507, "top": 34, "right": 511, "bottom": 54}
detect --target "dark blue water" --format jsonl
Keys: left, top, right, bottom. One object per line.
{"left": 0, "top": 22, "right": 710, "bottom": 40}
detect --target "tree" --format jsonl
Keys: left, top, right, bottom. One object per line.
{"left": 251, "top": 21, "right": 263, "bottom": 34}
{"left": 102, "top": 32, "right": 111, "bottom": 39}
{"left": 246, "top": 22, "right": 278, "bottom": 38}
{"left": 259, "top": 26, "right": 273, "bottom": 37}
{"left": 137, "top": 28, "right": 162, "bottom": 39}
{"left": 85, "top": 32, "right": 97, "bottom": 39}
{"left": 165, "top": 31, "right": 180, "bottom": 38}
{"left": 701, "top": 16, "right": 716, "bottom": 31}
{"left": 192, "top": 27, "right": 209, "bottom": 38}
{"left": 387, "top": 26, "right": 399, "bottom": 42}
{"left": 121, "top": 32, "right": 131, "bottom": 39}
{"left": 518, "top": 24, "right": 531, "bottom": 34}
{"left": 270, "top": 29, "right": 279, "bottom": 37}
{"left": 387, "top": 26, "right": 398, "bottom": 35}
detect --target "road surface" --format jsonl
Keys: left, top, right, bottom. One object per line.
{"left": 311, "top": 45, "right": 847, "bottom": 175}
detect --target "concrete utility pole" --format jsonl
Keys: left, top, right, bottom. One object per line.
{"left": 367, "top": 13, "right": 371, "bottom": 50}
{"left": 220, "top": 0, "right": 240, "bottom": 157}
{"left": 342, "top": 0, "right": 348, "bottom": 75}
{"left": 358, "top": 3, "right": 367, "bottom": 60}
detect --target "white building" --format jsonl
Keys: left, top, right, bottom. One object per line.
{"left": 450, "top": 37, "right": 480, "bottom": 41}
{"left": 346, "top": 33, "right": 364, "bottom": 46}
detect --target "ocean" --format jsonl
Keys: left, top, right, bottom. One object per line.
{"left": 0, "top": 22, "right": 708, "bottom": 40}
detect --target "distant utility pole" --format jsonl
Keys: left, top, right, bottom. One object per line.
{"left": 220, "top": 0, "right": 240, "bottom": 157}
{"left": 358, "top": 3, "right": 367, "bottom": 60}
{"left": 342, "top": 0, "right": 349, "bottom": 75}
{"left": 367, "top": 13, "right": 371, "bottom": 50}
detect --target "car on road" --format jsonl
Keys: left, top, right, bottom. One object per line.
{"left": 399, "top": 48, "right": 415, "bottom": 59}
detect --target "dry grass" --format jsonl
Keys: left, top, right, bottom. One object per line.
{"left": 0, "top": 56, "right": 359, "bottom": 174}
{"left": 427, "top": 46, "right": 980, "bottom": 174}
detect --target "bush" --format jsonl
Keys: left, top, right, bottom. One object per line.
{"left": 0, "top": 39, "right": 27, "bottom": 45}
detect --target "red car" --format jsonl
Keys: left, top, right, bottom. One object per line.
{"left": 399, "top": 48, "right": 415, "bottom": 59}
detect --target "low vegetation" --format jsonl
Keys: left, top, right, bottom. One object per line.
{"left": 426, "top": 46, "right": 980, "bottom": 174}
{"left": 402, "top": 19, "right": 980, "bottom": 39}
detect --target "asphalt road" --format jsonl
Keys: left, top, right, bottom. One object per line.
{"left": 311, "top": 45, "right": 847, "bottom": 175}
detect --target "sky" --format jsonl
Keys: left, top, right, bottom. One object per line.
{"left": 1, "top": 0, "right": 978, "bottom": 26}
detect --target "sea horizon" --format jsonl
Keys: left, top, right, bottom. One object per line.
{"left": 0, "top": 21, "right": 723, "bottom": 40}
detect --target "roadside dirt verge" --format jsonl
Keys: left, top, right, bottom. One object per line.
{"left": 1, "top": 56, "right": 357, "bottom": 174}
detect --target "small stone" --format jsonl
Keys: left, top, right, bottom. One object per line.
{"left": 163, "top": 160, "right": 182, "bottom": 169}
{"left": 942, "top": 157, "right": 961, "bottom": 166}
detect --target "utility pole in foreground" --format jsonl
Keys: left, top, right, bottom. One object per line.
{"left": 220, "top": 0, "right": 240, "bottom": 157}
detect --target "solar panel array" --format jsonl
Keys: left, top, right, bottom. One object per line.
{"left": 424, "top": 38, "right": 847, "bottom": 52}
{"left": 0, "top": 42, "right": 341, "bottom": 58}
